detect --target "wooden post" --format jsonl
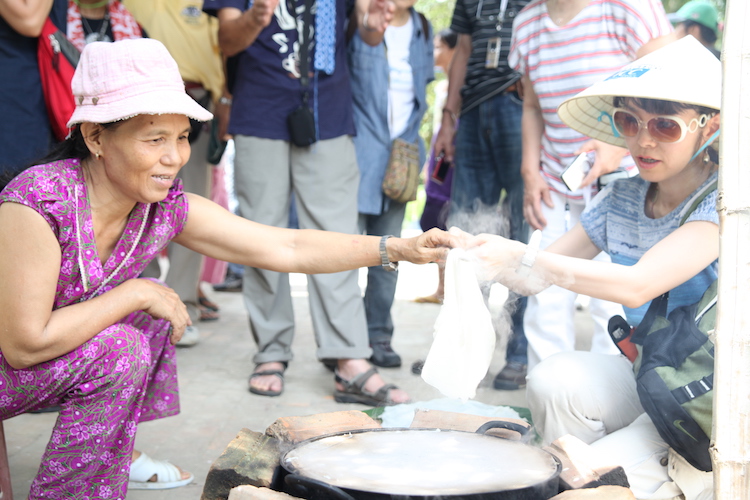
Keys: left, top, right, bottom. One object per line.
{"left": 714, "top": 0, "right": 750, "bottom": 496}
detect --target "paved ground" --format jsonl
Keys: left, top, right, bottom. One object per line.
{"left": 4, "top": 251, "right": 594, "bottom": 499}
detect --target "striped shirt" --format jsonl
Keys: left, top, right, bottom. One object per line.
{"left": 509, "top": 0, "right": 672, "bottom": 198}
{"left": 450, "top": 0, "right": 531, "bottom": 113}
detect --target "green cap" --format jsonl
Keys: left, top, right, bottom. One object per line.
{"left": 668, "top": 1, "right": 719, "bottom": 35}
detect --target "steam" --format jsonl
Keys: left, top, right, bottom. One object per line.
{"left": 444, "top": 201, "right": 519, "bottom": 354}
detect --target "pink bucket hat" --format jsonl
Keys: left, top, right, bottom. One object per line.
{"left": 67, "top": 38, "right": 213, "bottom": 127}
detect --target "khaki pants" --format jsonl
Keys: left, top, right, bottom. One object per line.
{"left": 233, "top": 134, "right": 370, "bottom": 363}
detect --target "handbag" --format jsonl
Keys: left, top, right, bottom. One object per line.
{"left": 382, "top": 138, "right": 420, "bottom": 203}
{"left": 37, "top": 17, "right": 80, "bottom": 142}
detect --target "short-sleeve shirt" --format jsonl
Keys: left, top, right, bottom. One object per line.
{"left": 203, "top": 0, "right": 355, "bottom": 141}
{"left": 449, "top": 0, "right": 530, "bottom": 113}
{"left": 0, "top": 159, "right": 189, "bottom": 309}
{"left": 580, "top": 173, "right": 719, "bottom": 326}
{"left": 509, "top": 0, "right": 672, "bottom": 197}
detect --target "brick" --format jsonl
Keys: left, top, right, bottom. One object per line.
{"left": 544, "top": 434, "right": 630, "bottom": 491}
{"left": 227, "top": 484, "right": 302, "bottom": 500}
{"left": 201, "top": 428, "right": 285, "bottom": 500}
{"left": 410, "top": 409, "right": 531, "bottom": 440}
{"left": 550, "top": 485, "right": 636, "bottom": 499}
{"left": 265, "top": 411, "right": 381, "bottom": 444}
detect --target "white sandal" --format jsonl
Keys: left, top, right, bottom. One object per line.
{"left": 128, "top": 452, "right": 194, "bottom": 490}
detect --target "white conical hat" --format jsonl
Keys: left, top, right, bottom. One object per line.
{"left": 557, "top": 36, "right": 721, "bottom": 148}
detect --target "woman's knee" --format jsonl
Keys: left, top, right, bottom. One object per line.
{"left": 87, "top": 323, "right": 152, "bottom": 387}
{"left": 528, "top": 351, "right": 593, "bottom": 398}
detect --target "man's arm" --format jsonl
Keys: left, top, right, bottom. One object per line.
{"left": 217, "top": 0, "right": 280, "bottom": 57}
{"left": 0, "top": 0, "right": 52, "bottom": 37}
{"left": 433, "top": 32, "right": 470, "bottom": 161}
{"left": 520, "top": 74, "right": 552, "bottom": 231}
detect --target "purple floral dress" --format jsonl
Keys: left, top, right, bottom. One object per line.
{"left": 0, "top": 158, "right": 189, "bottom": 499}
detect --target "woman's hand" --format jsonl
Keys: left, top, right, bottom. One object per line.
{"left": 462, "top": 233, "right": 525, "bottom": 279}
{"left": 134, "top": 279, "right": 192, "bottom": 345}
{"left": 576, "top": 140, "right": 629, "bottom": 188}
{"left": 389, "top": 228, "right": 457, "bottom": 265}
{"left": 459, "top": 231, "right": 551, "bottom": 295}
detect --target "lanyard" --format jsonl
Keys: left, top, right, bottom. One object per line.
{"left": 476, "top": 0, "right": 509, "bottom": 21}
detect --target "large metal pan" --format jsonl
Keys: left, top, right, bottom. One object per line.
{"left": 281, "top": 421, "right": 561, "bottom": 500}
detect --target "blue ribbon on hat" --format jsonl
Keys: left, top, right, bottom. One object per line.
{"left": 314, "top": 0, "right": 336, "bottom": 75}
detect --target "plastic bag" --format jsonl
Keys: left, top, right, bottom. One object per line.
{"left": 421, "top": 248, "right": 496, "bottom": 401}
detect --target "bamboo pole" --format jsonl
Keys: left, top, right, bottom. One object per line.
{"left": 713, "top": 0, "right": 750, "bottom": 496}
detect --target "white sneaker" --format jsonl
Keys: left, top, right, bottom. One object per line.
{"left": 176, "top": 325, "right": 200, "bottom": 347}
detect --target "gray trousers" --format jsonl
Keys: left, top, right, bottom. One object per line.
{"left": 143, "top": 129, "right": 211, "bottom": 322}
{"left": 233, "top": 135, "right": 371, "bottom": 364}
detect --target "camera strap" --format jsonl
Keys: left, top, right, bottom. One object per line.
{"left": 299, "top": 0, "right": 313, "bottom": 96}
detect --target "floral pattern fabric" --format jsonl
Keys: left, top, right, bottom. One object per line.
{"left": 0, "top": 159, "right": 189, "bottom": 499}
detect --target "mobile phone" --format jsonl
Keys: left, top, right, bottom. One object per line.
{"left": 431, "top": 153, "right": 451, "bottom": 185}
{"left": 561, "top": 152, "right": 591, "bottom": 192}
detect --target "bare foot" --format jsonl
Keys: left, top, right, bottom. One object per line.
{"left": 248, "top": 361, "right": 286, "bottom": 394}
{"left": 335, "top": 358, "right": 411, "bottom": 404}
{"left": 414, "top": 293, "right": 443, "bottom": 304}
{"left": 131, "top": 449, "right": 191, "bottom": 482}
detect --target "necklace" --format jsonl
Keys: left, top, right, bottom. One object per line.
{"left": 81, "top": 11, "right": 111, "bottom": 44}
{"left": 75, "top": 184, "right": 151, "bottom": 298}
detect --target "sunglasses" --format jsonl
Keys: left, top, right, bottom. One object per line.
{"left": 610, "top": 108, "right": 711, "bottom": 144}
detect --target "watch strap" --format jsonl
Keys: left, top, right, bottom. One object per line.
{"left": 380, "top": 235, "right": 398, "bottom": 271}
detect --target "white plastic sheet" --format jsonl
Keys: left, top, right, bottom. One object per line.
{"left": 420, "top": 248, "right": 495, "bottom": 401}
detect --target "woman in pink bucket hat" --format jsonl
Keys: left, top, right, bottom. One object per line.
{"left": 0, "top": 38, "right": 455, "bottom": 497}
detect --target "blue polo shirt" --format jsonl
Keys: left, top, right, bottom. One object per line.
{"left": 204, "top": 0, "right": 355, "bottom": 141}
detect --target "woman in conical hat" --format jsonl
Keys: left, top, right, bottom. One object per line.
{"left": 464, "top": 36, "right": 720, "bottom": 498}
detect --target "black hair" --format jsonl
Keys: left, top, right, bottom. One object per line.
{"left": 437, "top": 29, "right": 458, "bottom": 49}
{"left": 681, "top": 20, "right": 718, "bottom": 45}
{"left": 0, "top": 121, "right": 122, "bottom": 192}
{"left": 613, "top": 96, "right": 719, "bottom": 163}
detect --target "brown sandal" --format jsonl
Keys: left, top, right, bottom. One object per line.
{"left": 333, "top": 367, "right": 403, "bottom": 407}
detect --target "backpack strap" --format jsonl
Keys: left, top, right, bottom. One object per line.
{"left": 672, "top": 374, "right": 714, "bottom": 404}
{"left": 417, "top": 12, "right": 429, "bottom": 40}
{"left": 678, "top": 178, "right": 718, "bottom": 226}
{"left": 631, "top": 292, "right": 669, "bottom": 345}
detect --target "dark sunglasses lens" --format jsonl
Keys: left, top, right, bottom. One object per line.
{"left": 613, "top": 111, "right": 639, "bottom": 137}
{"left": 648, "top": 117, "right": 682, "bottom": 143}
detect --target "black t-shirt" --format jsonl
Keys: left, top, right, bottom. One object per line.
{"left": 450, "top": 0, "right": 530, "bottom": 113}
{"left": 204, "top": 0, "right": 355, "bottom": 141}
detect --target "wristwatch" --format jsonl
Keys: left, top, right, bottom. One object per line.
{"left": 219, "top": 96, "right": 232, "bottom": 106}
{"left": 380, "top": 235, "right": 398, "bottom": 271}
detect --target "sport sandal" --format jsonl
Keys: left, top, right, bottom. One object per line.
{"left": 333, "top": 367, "right": 407, "bottom": 407}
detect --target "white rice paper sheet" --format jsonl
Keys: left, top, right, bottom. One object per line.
{"left": 420, "top": 248, "right": 495, "bottom": 401}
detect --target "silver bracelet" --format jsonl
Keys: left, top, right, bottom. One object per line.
{"left": 517, "top": 229, "right": 542, "bottom": 277}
